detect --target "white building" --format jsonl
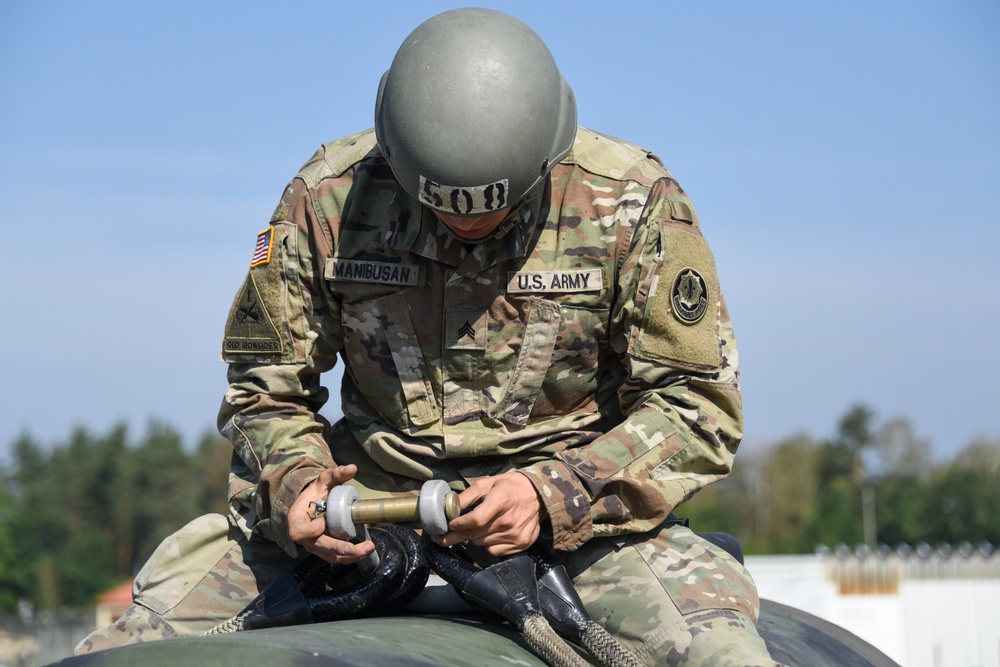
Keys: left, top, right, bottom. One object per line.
{"left": 747, "top": 544, "right": 1000, "bottom": 667}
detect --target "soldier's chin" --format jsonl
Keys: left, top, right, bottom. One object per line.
{"left": 434, "top": 208, "right": 510, "bottom": 241}
{"left": 446, "top": 224, "right": 493, "bottom": 240}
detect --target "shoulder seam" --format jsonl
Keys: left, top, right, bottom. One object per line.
{"left": 297, "top": 129, "right": 379, "bottom": 189}
{"left": 321, "top": 128, "right": 379, "bottom": 178}
{"left": 562, "top": 127, "right": 665, "bottom": 185}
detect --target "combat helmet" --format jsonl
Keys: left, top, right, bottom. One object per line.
{"left": 375, "top": 8, "right": 577, "bottom": 217}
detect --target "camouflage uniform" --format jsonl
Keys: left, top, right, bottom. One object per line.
{"left": 77, "top": 128, "right": 776, "bottom": 665}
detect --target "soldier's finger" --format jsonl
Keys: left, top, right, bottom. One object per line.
{"left": 288, "top": 508, "right": 325, "bottom": 543}
{"left": 445, "top": 493, "right": 502, "bottom": 533}
{"left": 316, "top": 464, "right": 357, "bottom": 490}
{"left": 438, "top": 503, "right": 506, "bottom": 547}
{"left": 455, "top": 478, "right": 493, "bottom": 511}
{"left": 306, "top": 536, "right": 375, "bottom": 564}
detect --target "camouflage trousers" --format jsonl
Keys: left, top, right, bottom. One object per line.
{"left": 75, "top": 513, "right": 777, "bottom": 666}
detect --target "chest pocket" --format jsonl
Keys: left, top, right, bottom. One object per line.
{"left": 491, "top": 267, "right": 610, "bottom": 426}
{"left": 341, "top": 291, "right": 440, "bottom": 429}
{"left": 492, "top": 297, "right": 562, "bottom": 426}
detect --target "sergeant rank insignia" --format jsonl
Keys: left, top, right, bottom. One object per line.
{"left": 671, "top": 268, "right": 709, "bottom": 324}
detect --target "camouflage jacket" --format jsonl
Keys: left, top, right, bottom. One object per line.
{"left": 219, "top": 127, "right": 742, "bottom": 555}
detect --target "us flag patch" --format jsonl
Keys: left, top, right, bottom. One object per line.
{"left": 250, "top": 228, "right": 274, "bottom": 267}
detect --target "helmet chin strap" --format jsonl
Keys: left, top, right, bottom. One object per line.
{"left": 490, "top": 182, "right": 544, "bottom": 241}
{"left": 491, "top": 204, "right": 528, "bottom": 241}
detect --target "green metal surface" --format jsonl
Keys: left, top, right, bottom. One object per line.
{"left": 55, "top": 615, "right": 550, "bottom": 667}
{"left": 55, "top": 600, "right": 901, "bottom": 666}
{"left": 757, "top": 600, "right": 900, "bottom": 667}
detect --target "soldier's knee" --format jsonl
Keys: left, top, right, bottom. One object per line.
{"left": 75, "top": 512, "right": 288, "bottom": 653}
{"left": 73, "top": 604, "right": 180, "bottom": 655}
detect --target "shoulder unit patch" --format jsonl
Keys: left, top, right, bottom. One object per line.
{"left": 631, "top": 220, "right": 722, "bottom": 370}
{"left": 670, "top": 268, "right": 709, "bottom": 324}
{"left": 222, "top": 273, "right": 284, "bottom": 355}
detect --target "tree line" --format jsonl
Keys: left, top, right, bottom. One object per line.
{"left": 1, "top": 406, "right": 998, "bottom": 613}
{"left": 682, "top": 405, "right": 1000, "bottom": 554}
{"left": 0, "top": 423, "right": 231, "bottom": 612}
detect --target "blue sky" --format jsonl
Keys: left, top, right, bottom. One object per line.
{"left": 1, "top": 1, "right": 997, "bottom": 462}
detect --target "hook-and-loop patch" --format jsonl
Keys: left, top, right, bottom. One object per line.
{"left": 632, "top": 221, "right": 722, "bottom": 370}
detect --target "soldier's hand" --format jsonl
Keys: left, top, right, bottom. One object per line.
{"left": 288, "top": 465, "right": 376, "bottom": 564}
{"left": 433, "top": 471, "right": 545, "bottom": 556}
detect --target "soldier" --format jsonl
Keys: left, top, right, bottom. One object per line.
{"left": 77, "top": 8, "right": 777, "bottom": 665}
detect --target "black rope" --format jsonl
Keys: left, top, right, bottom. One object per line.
{"left": 307, "top": 525, "right": 428, "bottom": 621}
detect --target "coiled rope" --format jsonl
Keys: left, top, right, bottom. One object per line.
{"left": 207, "top": 524, "right": 428, "bottom": 634}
